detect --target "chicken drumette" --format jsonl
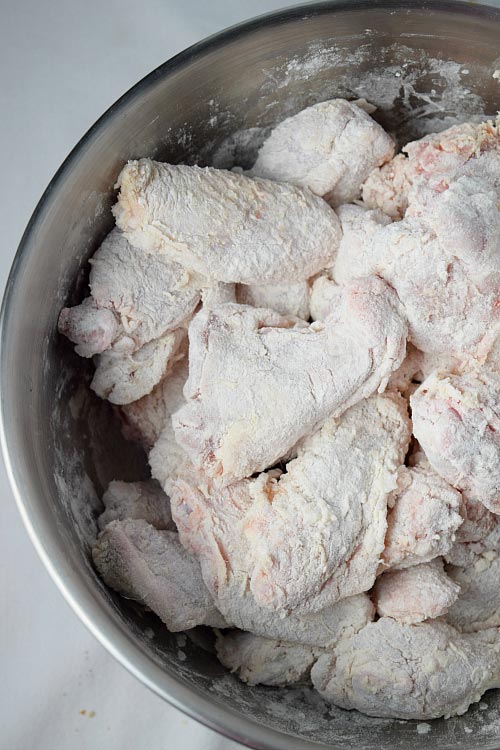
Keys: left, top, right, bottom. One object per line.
{"left": 173, "top": 276, "right": 407, "bottom": 485}
{"left": 113, "top": 159, "right": 341, "bottom": 285}
{"left": 311, "top": 617, "right": 500, "bottom": 720}
{"left": 250, "top": 98, "right": 394, "bottom": 205}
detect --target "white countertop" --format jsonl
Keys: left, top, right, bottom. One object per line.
{"left": 0, "top": 2, "right": 306, "bottom": 747}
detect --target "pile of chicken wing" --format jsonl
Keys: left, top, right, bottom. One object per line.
{"left": 60, "top": 99, "right": 500, "bottom": 720}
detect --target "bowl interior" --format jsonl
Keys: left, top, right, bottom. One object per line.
{"left": 4, "top": 2, "right": 500, "bottom": 748}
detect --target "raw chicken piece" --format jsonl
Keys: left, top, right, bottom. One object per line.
{"left": 331, "top": 203, "right": 391, "bottom": 286}
{"left": 236, "top": 281, "right": 310, "bottom": 320}
{"left": 113, "top": 159, "right": 341, "bottom": 285}
{"left": 362, "top": 153, "right": 412, "bottom": 219}
{"left": 97, "top": 480, "right": 174, "bottom": 531}
{"left": 311, "top": 617, "right": 500, "bottom": 719}
{"left": 367, "top": 214, "right": 500, "bottom": 356}
{"left": 382, "top": 464, "right": 463, "bottom": 570}
{"left": 120, "top": 355, "right": 188, "bottom": 450}
{"left": 309, "top": 275, "right": 340, "bottom": 321}
{"left": 411, "top": 370, "right": 500, "bottom": 513}
{"left": 92, "top": 519, "right": 227, "bottom": 630}
{"left": 58, "top": 297, "right": 119, "bottom": 358}
{"left": 244, "top": 394, "right": 410, "bottom": 611}
{"left": 59, "top": 229, "right": 199, "bottom": 356}
{"left": 447, "top": 554, "right": 500, "bottom": 632}
{"left": 404, "top": 119, "right": 500, "bottom": 194}
{"left": 373, "top": 559, "right": 460, "bottom": 624}
{"left": 407, "top": 176, "right": 500, "bottom": 275}
{"left": 91, "top": 327, "right": 186, "bottom": 405}
{"left": 250, "top": 99, "right": 394, "bottom": 205}
{"left": 362, "top": 120, "right": 500, "bottom": 220}
{"left": 174, "top": 276, "right": 408, "bottom": 485}
{"left": 359, "top": 134, "right": 500, "bottom": 361}
{"left": 171, "top": 394, "right": 410, "bottom": 613}
{"left": 95, "top": 513, "right": 374, "bottom": 645}
{"left": 215, "top": 632, "right": 319, "bottom": 686}
{"left": 89, "top": 228, "right": 199, "bottom": 346}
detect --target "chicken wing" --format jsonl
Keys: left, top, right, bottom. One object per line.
{"left": 92, "top": 519, "right": 227, "bottom": 630}
{"left": 373, "top": 559, "right": 460, "bottom": 624}
{"left": 91, "top": 327, "right": 186, "bottom": 405}
{"left": 173, "top": 276, "right": 407, "bottom": 485}
{"left": 362, "top": 119, "right": 500, "bottom": 219}
{"left": 404, "top": 119, "right": 500, "bottom": 195}
{"left": 411, "top": 370, "right": 500, "bottom": 513}
{"left": 382, "top": 464, "right": 463, "bottom": 570}
{"left": 171, "top": 393, "right": 410, "bottom": 613}
{"left": 59, "top": 228, "right": 199, "bottom": 355}
{"left": 369, "top": 215, "right": 500, "bottom": 357}
{"left": 94, "top": 516, "right": 373, "bottom": 646}
{"left": 311, "top": 617, "right": 500, "bottom": 719}
{"left": 112, "top": 159, "right": 341, "bottom": 285}
{"left": 250, "top": 99, "right": 394, "bottom": 205}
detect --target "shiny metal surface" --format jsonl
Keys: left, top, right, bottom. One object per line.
{"left": 3, "top": 2, "right": 500, "bottom": 747}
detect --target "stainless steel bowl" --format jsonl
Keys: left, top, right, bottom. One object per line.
{"left": 4, "top": 2, "right": 500, "bottom": 747}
